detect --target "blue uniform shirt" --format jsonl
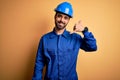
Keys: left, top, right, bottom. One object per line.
{"left": 32, "top": 29, "right": 97, "bottom": 80}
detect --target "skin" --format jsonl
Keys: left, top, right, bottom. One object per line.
{"left": 54, "top": 12, "right": 85, "bottom": 35}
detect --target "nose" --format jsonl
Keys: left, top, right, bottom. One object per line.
{"left": 60, "top": 17, "right": 64, "bottom": 22}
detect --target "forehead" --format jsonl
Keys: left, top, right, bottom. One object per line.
{"left": 56, "top": 12, "right": 70, "bottom": 18}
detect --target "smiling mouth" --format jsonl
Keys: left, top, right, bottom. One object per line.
{"left": 59, "top": 22, "right": 65, "bottom": 25}
{"left": 59, "top": 23, "right": 64, "bottom": 25}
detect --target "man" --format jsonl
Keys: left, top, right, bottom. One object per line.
{"left": 32, "top": 2, "right": 97, "bottom": 80}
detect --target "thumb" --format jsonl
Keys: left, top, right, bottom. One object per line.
{"left": 70, "top": 25, "right": 76, "bottom": 34}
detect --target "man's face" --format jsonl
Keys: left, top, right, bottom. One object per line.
{"left": 55, "top": 12, "right": 70, "bottom": 30}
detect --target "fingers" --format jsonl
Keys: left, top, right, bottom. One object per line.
{"left": 70, "top": 25, "right": 76, "bottom": 34}
{"left": 73, "top": 25, "right": 76, "bottom": 31}
{"left": 70, "top": 20, "right": 83, "bottom": 34}
{"left": 70, "top": 24, "right": 79, "bottom": 34}
{"left": 78, "top": 20, "right": 81, "bottom": 24}
{"left": 74, "top": 20, "right": 82, "bottom": 31}
{"left": 76, "top": 20, "right": 82, "bottom": 25}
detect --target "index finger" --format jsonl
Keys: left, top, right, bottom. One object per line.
{"left": 76, "top": 20, "right": 82, "bottom": 25}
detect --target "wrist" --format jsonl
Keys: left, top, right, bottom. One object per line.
{"left": 82, "top": 27, "right": 88, "bottom": 33}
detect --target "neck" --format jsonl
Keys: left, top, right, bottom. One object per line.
{"left": 54, "top": 27, "right": 65, "bottom": 35}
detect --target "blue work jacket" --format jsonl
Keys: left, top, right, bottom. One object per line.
{"left": 32, "top": 29, "right": 97, "bottom": 80}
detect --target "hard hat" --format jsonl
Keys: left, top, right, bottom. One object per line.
{"left": 55, "top": 2, "right": 73, "bottom": 18}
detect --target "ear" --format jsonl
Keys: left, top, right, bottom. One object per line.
{"left": 54, "top": 13, "right": 57, "bottom": 19}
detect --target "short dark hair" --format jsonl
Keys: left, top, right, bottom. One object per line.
{"left": 55, "top": 11, "right": 71, "bottom": 18}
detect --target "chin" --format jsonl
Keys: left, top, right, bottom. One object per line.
{"left": 57, "top": 26, "right": 66, "bottom": 30}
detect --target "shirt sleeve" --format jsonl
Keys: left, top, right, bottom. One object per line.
{"left": 80, "top": 31, "right": 97, "bottom": 51}
{"left": 32, "top": 37, "right": 45, "bottom": 80}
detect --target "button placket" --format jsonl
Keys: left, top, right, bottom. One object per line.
{"left": 57, "top": 35, "right": 64, "bottom": 79}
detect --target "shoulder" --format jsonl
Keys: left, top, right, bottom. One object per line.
{"left": 41, "top": 31, "right": 53, "bottom": 39}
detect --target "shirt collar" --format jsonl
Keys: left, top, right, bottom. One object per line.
{"left": 49, "top": 28, "right": 70, "bottom": 39}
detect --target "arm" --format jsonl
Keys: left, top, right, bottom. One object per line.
{"left": 32, "top": 37, "right": 45, "bottom": 80}
{"left": 80, "top": 30, "right": 97, "bottom": 51}
{"left": 72, "top": 20, "right": 97, "bottom": 51}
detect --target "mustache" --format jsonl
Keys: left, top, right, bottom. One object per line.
{"left": 58, "top": 21, "right": 65, "bottom": 24}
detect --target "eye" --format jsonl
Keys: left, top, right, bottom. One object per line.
{"left": 64, "top": 16, "right": 70, "bottom": 20}
{"left": 57, "top": 14, "right": 62, "bottom": 18}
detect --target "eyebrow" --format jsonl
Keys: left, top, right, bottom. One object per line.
{"left": 56, "top": 12, "right": 70, "bottom": 18}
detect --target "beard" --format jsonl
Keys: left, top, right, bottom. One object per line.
{"left": 55, "top": 21, "right": 67, "bottom": 30}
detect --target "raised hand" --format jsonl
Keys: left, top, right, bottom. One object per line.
{"left": 70, "top": 20, "right": 85, "bottom": 34}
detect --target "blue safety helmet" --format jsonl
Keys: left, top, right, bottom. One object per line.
{"left": 55, "top": 2, "right": 73, "bottom": 18}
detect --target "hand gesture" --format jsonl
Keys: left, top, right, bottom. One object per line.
{"left": 70, "top": 20, "right": 85, "bottom": 34}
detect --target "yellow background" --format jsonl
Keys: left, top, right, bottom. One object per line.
{"left": 0, "top": 0, "right": 120, "bottom": 80}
